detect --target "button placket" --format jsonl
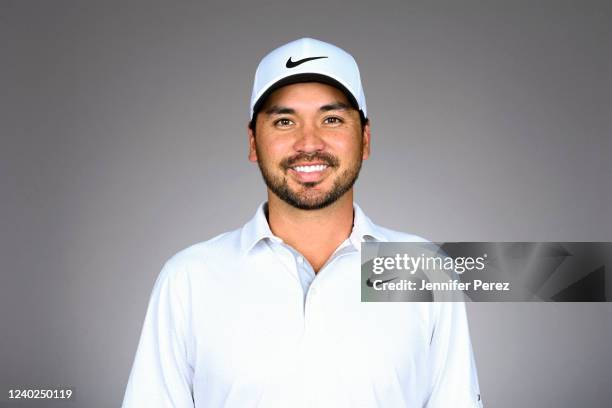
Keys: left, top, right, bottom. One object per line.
{"left": 304, "top": 284, "right": 323, "bottom": 341}
{"left": 301, "top": 261, "right": 320, "bottom": 341}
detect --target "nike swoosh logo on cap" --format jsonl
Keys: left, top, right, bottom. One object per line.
{"left": 286, "top": 56, "right": 328, "bottom": 68}
{"left": 366, "top": 276, "right": 397, "bottom": 287}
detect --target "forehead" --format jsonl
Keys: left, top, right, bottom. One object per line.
{"left": 261, "top": 82, "right": 350, "bottom": 111}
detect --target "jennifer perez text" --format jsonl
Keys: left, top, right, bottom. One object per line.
{"left": 371, "top": 279, "right": 510, "bottom": 291}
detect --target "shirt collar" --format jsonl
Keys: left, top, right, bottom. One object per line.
{"left": 239, "top": 201, "right": 388, "bottom": 256}
{"left": 349, "top": 202, "right": 389, "bottom": 247}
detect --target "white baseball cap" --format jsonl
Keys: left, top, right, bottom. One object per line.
{"left": 249, "top": 37, "right": 367, "bottom": 121}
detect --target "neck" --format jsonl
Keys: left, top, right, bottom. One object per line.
{"left": 266, "top": 191, "right": 355, "bottom": 273}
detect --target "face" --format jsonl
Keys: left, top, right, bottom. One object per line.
{"left": 248, "top": 82, "right": 370, "bottom": 210}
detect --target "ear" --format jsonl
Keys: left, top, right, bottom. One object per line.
{"left": 361, "top": 120, "right": 371, "bottom": 160}
{"left": 247, "top": 123, "right": 258, "bottom": 162}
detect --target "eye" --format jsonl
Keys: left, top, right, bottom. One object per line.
{"left": 273, "top": 118, "right": 294, "bottom": 127}
{"left": 323, "top": 116, "right": 343, "bottom": 125}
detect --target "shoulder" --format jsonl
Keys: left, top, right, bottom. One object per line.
{"left": 161, "top": 227, "right": 243, "bottom": 276}
{"left": 372, "top": 224, "right": 431, "bottom": 243}
{"left": 354, "top": 203, "right": 431, "bottom": 244}
{"left": 144, "top": 228, "right": 244, "bottom": 306}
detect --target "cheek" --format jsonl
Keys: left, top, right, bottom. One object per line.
{"left": 256, "top": 138, "right": 292, "bottom": 162}
{"left": 329, "top": 137, "right": 362, "bottom": 159}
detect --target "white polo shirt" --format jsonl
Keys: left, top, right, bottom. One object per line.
{"left": 122, "top": 202, "right": 483, "bottom": 408}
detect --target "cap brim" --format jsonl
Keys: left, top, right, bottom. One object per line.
{"left": 251, "top": 73, "right": 362, "bottom": 120}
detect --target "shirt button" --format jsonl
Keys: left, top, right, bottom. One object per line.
{"left": 297, "top": 256, "right": 303, "bottom": 264}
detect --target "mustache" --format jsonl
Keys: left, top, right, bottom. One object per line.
{"left": 281, "top": 152, "right": 339, "bottom": 169}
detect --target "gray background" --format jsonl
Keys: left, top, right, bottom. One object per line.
{"left": 1, "top": 0, "right": 611, "bottom": 407}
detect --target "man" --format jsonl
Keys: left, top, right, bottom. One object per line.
{"left": 122, "top": 37, "right": 482, "bottom": 407}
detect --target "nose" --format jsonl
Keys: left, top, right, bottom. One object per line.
{"left": 293, "top": 123, "right": 325, "bottom": 153}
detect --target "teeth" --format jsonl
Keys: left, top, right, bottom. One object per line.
{"left": 294, "top": 164, "right": 328, "bottom": 173}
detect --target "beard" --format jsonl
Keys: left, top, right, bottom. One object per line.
{"left": 255, "top": 147, "right": 363, "bottom": 210}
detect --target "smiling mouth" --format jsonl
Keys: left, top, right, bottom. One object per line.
{"left": 287, "top": 163, "right": 331, "bottom": 184}
{"left": 291, "top": 164, "right": 329, "bottom": 173}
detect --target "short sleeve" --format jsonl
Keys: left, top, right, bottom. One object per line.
{"left": 122, "top": 259, "right": 195, "bottom": 408}
{"left": 424, "top": 301, "right": 483, "bottom": 408}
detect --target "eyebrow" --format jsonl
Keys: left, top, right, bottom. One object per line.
{"left": 264, "top": 106, "right": 295, "bottom": 116}
{"left": 264, "top": 102, "right": 352, "bottom": 116}
{"left": 319, "top": 102, "right": 352, "bottom": 112}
